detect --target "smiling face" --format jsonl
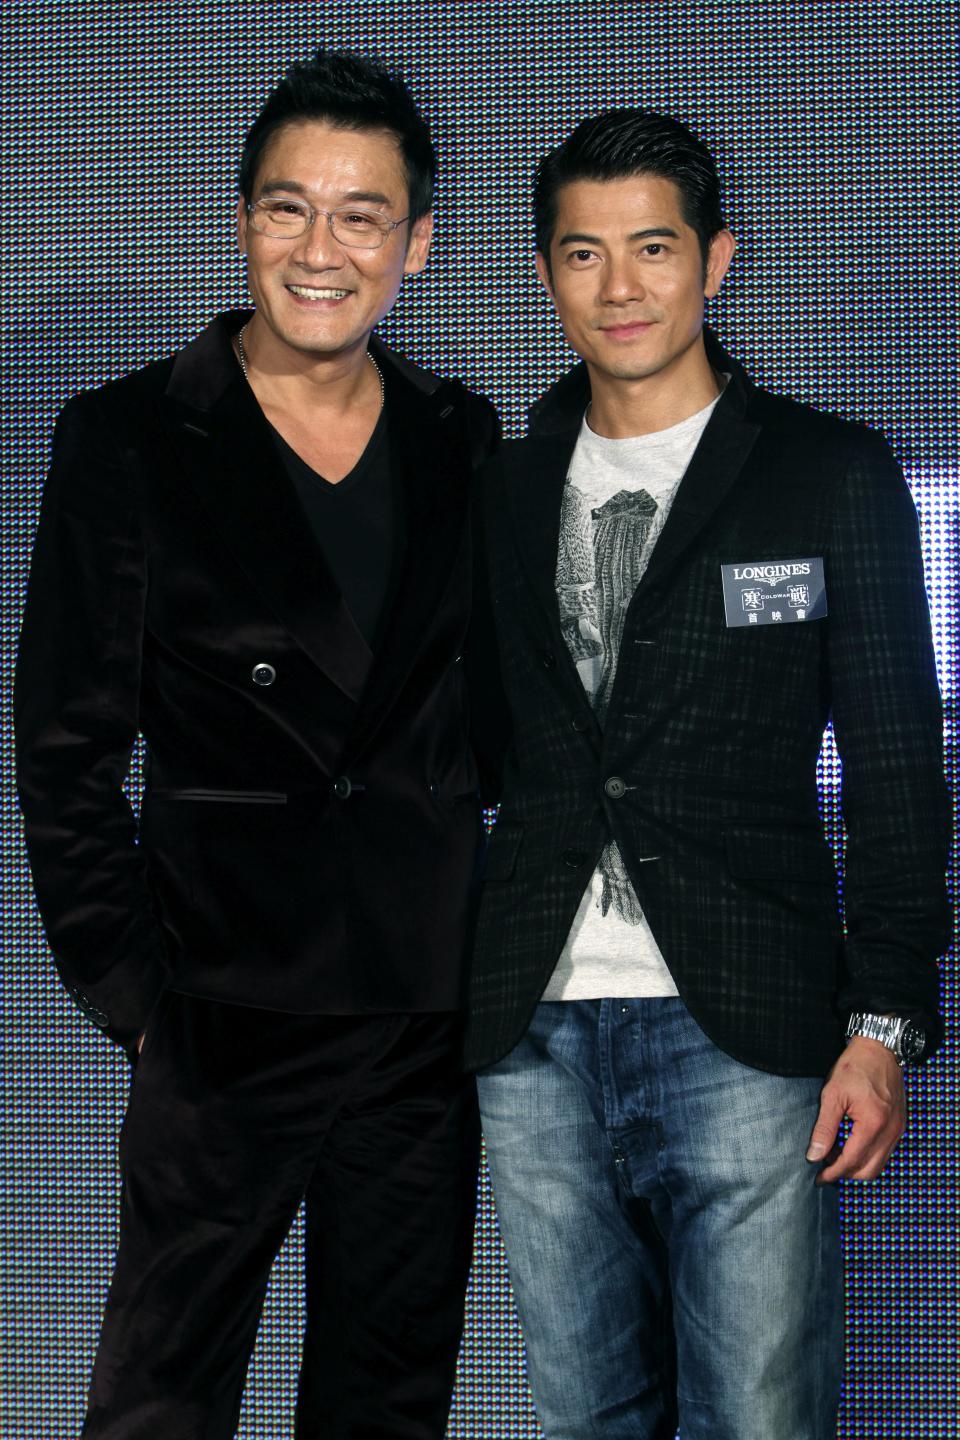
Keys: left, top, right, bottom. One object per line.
{"left": 536, "top": 172, "right": 735, "bottom": 398}
{"left": 237, "top": 119, "right": 432, "bottom": 364}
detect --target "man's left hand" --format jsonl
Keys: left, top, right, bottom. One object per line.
{"left": 806, "top": 1038, "right": 906, "bottom": 1184}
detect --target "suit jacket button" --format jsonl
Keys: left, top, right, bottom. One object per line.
{"left": 429, "top": 781, "right": 441, "bottom": 799}
{"left": 252, "top": 663, "right": 276, "bottom": 687}
{"left": 571, "top": 715, "right": 591, "bottom": 733}
{"left": 561, "top": 848, "right": 586, "bottom": 869}
{"left": 332, "top": 776, "right": 353, "bottom": 799}
{"left": 604, "top": 776, "right": 627, "bottom": 799}
{"left": 540, "top": 650, "right": 557, "bottom": 670}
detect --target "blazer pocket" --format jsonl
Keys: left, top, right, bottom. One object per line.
{"left": 723, "top": 826, "right": 836, "bottom": 883}
{"left": 483, "top": 820, "right": 524, "bottom": 882}
{"left": 136, "top": 989, "right": 173, "bottom": 1066}
{"left": 151, "top": 788, "right": 288, "bottom": 805}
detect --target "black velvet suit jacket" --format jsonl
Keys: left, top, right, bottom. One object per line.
{"left": 465, "top": 330, "right": 949, "bottom": 1076}
{"left": 16, "top": 311, "right": 499, "bottom": 1054}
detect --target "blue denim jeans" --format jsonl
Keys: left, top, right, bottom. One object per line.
{"left": 477, "top": 998, "right": 842, "bottom": 1440}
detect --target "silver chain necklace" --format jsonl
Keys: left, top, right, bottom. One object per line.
{"left": 235, "top": 323, "right": 385, "bottom": 409}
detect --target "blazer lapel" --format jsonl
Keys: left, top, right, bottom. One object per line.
{"left": 633, "top": 382, "right": 761, "bottom": 604}
{"left": 164, "top": 312, "right": 372, "bottom": 703}
{"left": 513, "top": 333, "right": 761, "bottom": 731}
{"left": 341, "top": 368, "right": 473, "bottom": 763}
{"left": 526, "top": 338, "right": 762, "bottom": 613}
{"left": 508, "top": 428, "right": 579, "bottom": 636}
{"left": 505, "top": 427, "right": 604, "bottom": 738}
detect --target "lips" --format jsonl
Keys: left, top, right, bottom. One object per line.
{"left": 601, "top": 319, "right": 655, "bottom": 338}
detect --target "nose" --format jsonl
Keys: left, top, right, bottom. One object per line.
{"left": 291, "top": 213, "right": 346, "bottom": 272}
{"left": 599, "top": 255, "right": 645, "bottom": 305}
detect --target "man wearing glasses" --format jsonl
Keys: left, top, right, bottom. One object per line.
{"left": 17, "top": 50, "right": 497, "bottom": 1438}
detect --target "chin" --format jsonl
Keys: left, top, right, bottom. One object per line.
{"left": 603, "top": 357, "right": 663, "bottom": 382}
{"left": 288, "top": 324, "right": 357, "bottom": 354}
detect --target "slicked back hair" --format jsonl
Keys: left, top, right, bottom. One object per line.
{"left": 534, "top": 109, "right": 724, "bottom": 278}
{"left": 238, "top": 48, "right": 436, "bottom": 222}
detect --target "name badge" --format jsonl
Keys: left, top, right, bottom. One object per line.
{"left": 721, "top": 557, "right": 827, "bottom": 628}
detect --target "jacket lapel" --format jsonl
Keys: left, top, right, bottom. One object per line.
{"left": 505, "top": 426, "right": 604, "bottom": 739}
{"left": 632, "top": 378, "right": 761, "bottom": 604}
{"left": 340, "top": 363, "right": 473, "bottom": 763}
{"left": 507, "top": 427, "right": 579, "bottom": 636}
{"left": 514, "top": 329, "right": 761, "bottom": 729}
{"left": 164, "top": 311, "right": 373, "bottom": 702}
{"left": 526, "top": 329, "right": 762, "bottom": 611}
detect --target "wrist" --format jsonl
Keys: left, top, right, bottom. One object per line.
{"left": 845, "top": 1011, "right": 926, "bottom": 1066}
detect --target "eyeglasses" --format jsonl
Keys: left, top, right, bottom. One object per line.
{"left": 246, "top": 197, "right": 410, "bottom": 249}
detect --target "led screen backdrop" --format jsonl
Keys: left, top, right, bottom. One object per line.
{"left": 3, "top": 2, "right": 957, "bottom": 1436}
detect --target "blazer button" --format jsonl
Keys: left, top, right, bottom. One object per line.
{"left": 540, "top": 650, "right": 557, "bottom": 670}
{"left": 561, "top": 848, "right": 586, "bottom": 869}
{"left": 604, "top": 776, "right": 627, "bottom": 799}
{"left": 251, "top": 663, "right": 276, "bottom": 687}
{"left": 429, "top": 781, "right": 441, "bottom": 799}
{"left": 332, "top": 776, "right": 353, "bottom": 799}
{"left": 571, "top": 715, "right": 591, "bottom": 733}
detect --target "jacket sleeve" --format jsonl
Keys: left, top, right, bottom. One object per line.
{"left": 827, "top": 430, "right": 949, "bottom": 1056}
{"left": 464, "top": 388, "right": 501, "bottom": 471}
{"left": 463, "top": 407, "right": 512, "bottom": 812}
{"left": 15, "top": 391, "right": 169, "bottom": 1053}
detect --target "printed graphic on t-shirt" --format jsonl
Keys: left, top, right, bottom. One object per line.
{"left": 557, "top": 484, "right": 660, "bottom": 719}
{"left": 557, "top": 481, "right": 661, "bottom": 927}
{"left": 596, "top": 837, "right": 644, "bottom": 924}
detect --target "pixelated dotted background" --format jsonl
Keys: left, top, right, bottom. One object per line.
{"left": 2, "top": 2, "right": 956, "bottom": 1436}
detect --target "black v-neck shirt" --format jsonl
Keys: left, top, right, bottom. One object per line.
{"left": 272, "top": 408, "right": 403, "bottom": 650}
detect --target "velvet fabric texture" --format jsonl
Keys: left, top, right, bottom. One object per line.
{"left": 467, "top": 328, "right": 949, "bottom": 1075}
{"left": 16, "top": 312, "right": 500, "bottom": 1052}
{"left": 81, "top": 998, "right": 480, "bottom": 1440}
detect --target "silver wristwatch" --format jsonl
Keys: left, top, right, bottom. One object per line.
{"left": 845, "top": 1012, "right": 926, "bottom": 1066}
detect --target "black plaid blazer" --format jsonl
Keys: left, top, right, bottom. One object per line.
{"left": 464, "top": 329, "right": 949, "bottom": 1076}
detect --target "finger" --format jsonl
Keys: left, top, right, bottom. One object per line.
{"left": 806, "top": 1088, "right": 846, "bottom": 1163}
{"left": 818, "top": 1142, "right": 898, "bottom": 1184}
{"left": 817, "top": 1118, "right": 904, "bottom": 1184}
{"left": 815, "top": 1140, "right": 843, "bottom": 1174}
{"left": 817, "top": 1114, "right": 888, "bottom": 1180}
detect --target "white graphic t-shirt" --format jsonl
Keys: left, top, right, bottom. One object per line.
{"left": 543, "top": 392, "right": 722, "bottom": 1000}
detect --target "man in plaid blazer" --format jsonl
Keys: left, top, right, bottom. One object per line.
{"left": 466, "top": 110, "right": 948, "bottom": 1440}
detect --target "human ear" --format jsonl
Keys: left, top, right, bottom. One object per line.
{"left": 704, "top": 227, "right": 736, "bottom": 298}
{"left": 236, "top": 197, "right": 248, "bottom": 256}
{"left": 403, "top": 211, "right": 434, "bottom": 275}
{"left": 535, "top": 250, "right": 556, "bottom": 300}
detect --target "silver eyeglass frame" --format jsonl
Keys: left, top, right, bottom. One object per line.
{"left": 245, "top": 198, "right": 410, "bottom": 249}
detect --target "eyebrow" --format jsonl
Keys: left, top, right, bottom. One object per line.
{"left": 557, "top": 226, "right": 681, "bottom": 246}
{"left": 258, "top": 179, "right": 394, "bottom": 207}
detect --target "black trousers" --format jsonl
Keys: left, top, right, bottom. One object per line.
{"left": 82, "top": 995, "right": 480, "bottom": 1440}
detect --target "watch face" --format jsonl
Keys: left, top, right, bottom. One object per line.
{"left": 898, "top": 1022, "right": 926, "bottom": 1063}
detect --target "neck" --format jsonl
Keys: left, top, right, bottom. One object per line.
{"left": 585, "top": 332, "right": 721, "bottom": 439}
{"left": 238, "top": 314, "right": 378, "bottom": 416}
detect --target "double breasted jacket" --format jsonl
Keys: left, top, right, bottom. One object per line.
{"left": 16, "top": 311, "right": 499, "bottom": 1055}
{"left": 465, "top": 329, "right": 949, "bottom": 1076}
